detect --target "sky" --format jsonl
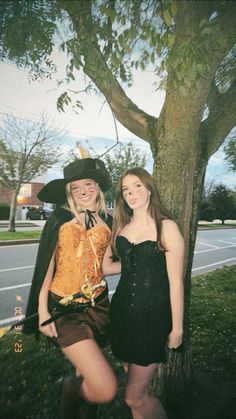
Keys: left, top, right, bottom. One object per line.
{"left": 0, "top": 56, "right": 235, "bottom": 189}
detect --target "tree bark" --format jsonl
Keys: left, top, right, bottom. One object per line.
{"left": 8, "top": 187, "right": 20, "bottom": 233}
{"left": 149, "top": 81, "right": 209, "bottom": 396}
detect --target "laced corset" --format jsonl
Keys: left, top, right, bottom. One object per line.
{"left": 49, "top": 221, "right": 110, "bottom": 299}
{"left": 114, "top": 236, "right": 170, "bottom": 313}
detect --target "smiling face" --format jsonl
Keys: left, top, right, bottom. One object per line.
{"left": 122, "top": 174, "right": 150, "bottom": 211}
{"left": 70, "top": 178, "right": 99, "bottom": 210}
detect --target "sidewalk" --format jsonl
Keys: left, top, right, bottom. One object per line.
{"left": 0, "top": 238, "right": 40, "bottom": 246}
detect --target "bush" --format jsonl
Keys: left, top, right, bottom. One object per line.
{"left": 0, "top": 203, "right": 10, "bottom": 220}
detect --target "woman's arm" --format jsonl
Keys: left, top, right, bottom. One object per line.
{"left": 162, "top": 219, "right": 185, "bottom": 349}
{"left": 38, "top": 252, "right": 58, "bottom": 338}
{"left": 102, "top": 245, "right": 121, "bottom": 276}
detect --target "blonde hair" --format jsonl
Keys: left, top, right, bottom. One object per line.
{"left": 111, "top": 167, "right": 172, "bottom": 254}
{"left": 64, "top": 181, "right": 106, "bottom": 221}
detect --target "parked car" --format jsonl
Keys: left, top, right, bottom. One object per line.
{"left": 26, "top": 207, "right": 53, "bottom": 220}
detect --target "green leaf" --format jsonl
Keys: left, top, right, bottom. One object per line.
{"left": 118, "top": 34, "right": 124, "bottom": 47}
{"left": 111, "top": 53, "right": 119, "bottom": 68}
{"left": 141, "top": 60, "right": 145, "bottom": 70}
{"left": 150, "top": 51, "right": 155, "bottom": 64}
{"left": 189, "top": 65, "right": 197, "bottom": 81}
{"left": 67, "top": 72, "right": 75, "bottom": 81}
{"left": 170, "top": 1, "right": 178, "bottom": 16}
{"left": 197, "top": 63, "right": 206, "bottom": 78}
{"left": 168, "top": 33, "right": 175, "bottom": 48}
{"left": 163, "top": 9, "right": 172, "bottom": 28}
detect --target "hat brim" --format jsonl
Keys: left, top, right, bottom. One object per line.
{"left": 38, "top": 171, "right": 111, "bottom": 204}
{"left": 37, "top": 179, "right": 66, "bottom": 204}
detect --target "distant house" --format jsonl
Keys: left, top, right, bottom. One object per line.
{"left": 0, "top": 173, "right": 46, "bottom": 220}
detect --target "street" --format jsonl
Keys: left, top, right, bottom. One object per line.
{"left": 192, "top": 228, "right": 236, "bottom": 274}
{"left": 0, "top": 228, "right": 235, "bottom": 326}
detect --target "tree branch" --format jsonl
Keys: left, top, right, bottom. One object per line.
{"left": 62, "top": 1, "right": 157, "bottom": 143}
{"left": 201, "top": 80, "right": 236, "bottom": 157}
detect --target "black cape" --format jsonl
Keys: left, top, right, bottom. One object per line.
{"left": 23, "top": 207, "right": 112, "bottom": 335}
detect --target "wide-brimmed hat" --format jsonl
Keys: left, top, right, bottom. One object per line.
{"left": 38, "top": 158, "right": 111, "bottom": 203}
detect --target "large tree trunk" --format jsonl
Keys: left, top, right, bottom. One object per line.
{"left": 150, "top": 89, "right": 209, "bottom": 399}
{"left": 8, "top": 189, "right": 19, "bottom": 232}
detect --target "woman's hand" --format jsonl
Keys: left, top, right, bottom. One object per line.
{"left": 39, "top": 310, "right": 58, "bottom": 338}
{"left": 102, "top": 245, "right": 121, "bottom": 276}
{"left": 167, "top": 329, "right": 183, "bottom": 350}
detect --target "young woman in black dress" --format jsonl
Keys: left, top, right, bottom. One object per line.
{"left": 103, "top": 167, "right": 184, "bottom": 419}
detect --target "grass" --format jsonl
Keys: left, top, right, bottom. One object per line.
{"left": 0, "top": 266, "right": 235, "bottom": 419}
{"left": 190, "top": 266, "right": 235, "bottom": 371}
{"left": 0, "top": 221, "right": 235, "bottom": 242}
{"left": 187, "top": 265, "right": 236, "bottom": 419}
{"left": 0, "top": 231, "right": 42, "bottom": 241}
{"left": 0, "top": 219, "right": 235, "bottom": 242}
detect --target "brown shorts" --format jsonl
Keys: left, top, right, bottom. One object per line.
{"left": 49, "top": 292, "right": 110, "bottom": 348}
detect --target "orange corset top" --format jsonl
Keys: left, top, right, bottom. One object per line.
{"left": 49, "top": 221, "right": 111, "bottom": 300}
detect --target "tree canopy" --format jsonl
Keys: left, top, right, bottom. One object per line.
{"left": 102, "top": 142, "right": 147, "bottom": 206}
{"left": 1, "top": 1, "right": 235, "bottom": 147}
{"left": 0, "top": 114, "right": 61, "bottom": 188}
{"left": 200, "top": 183, "right": 236, "bottom": 223}
{"left": 0, "top": 113, "right": 63, "bottom": 231}
{"left": 224, "top": 135, "right": 236, "bottom": 172}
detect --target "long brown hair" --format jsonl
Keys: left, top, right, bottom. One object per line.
{"left": 111, "top": 167, "right": 172, "bottom": 255}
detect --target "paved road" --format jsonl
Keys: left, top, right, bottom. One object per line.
{"left": 192, "top": 228, "right": 236, "bottom": 274}
{"left": 0, "top": 228, "right": 235, "bottom": 326}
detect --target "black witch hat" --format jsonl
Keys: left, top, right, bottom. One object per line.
{"left": 38, "top": 158, "right": 111, "bottom": 204}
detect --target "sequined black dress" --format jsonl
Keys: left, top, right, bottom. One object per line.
{"left": 111, "top": 236, "right": 172, "bottom": 366}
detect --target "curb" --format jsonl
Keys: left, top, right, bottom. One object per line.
{"left": 0, "top": 223, "right": 37, "bottom": 228}
{"left": 0, "top": 239, "right": 40, "bottom": 246}
{"left": 198, "top": 226, "right": 236, "bottom": 230}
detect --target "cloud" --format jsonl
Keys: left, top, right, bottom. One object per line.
{"left": 205, "top": 146, "right": 235, "bottom": 189}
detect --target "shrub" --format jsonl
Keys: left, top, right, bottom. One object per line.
{"left": 0, "top": 203, "right": 10, "bottom": 220}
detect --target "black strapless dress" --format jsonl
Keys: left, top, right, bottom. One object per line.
{"left": 111, "top": 236, "right": 172, "bottom": 366}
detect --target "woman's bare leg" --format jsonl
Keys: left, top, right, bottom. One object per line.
{"left": 62, "top": 338, "right": 117, "bottom": 403}
{"left": 124, "top": 363, "right": 167, "bottom": 419}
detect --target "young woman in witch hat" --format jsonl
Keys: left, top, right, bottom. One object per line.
{"left": 24, "top": 157, "right": 117, "bottom": 419}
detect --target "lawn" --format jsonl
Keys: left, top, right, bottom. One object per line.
{"left": 0, "top": 221, "right": 235, "bottom": 242}
{"left": 0, "top": 231, "right": 42, "bottom": 241}
{"left": 0, "top": 265, "right": 235, "bottom": 419}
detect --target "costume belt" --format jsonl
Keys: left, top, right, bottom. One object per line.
{"left": 0, "top": 280, "right": 108, "bottom": 338}
{"left": 49, "top": 285, "right": 108, "bottom": 315}
{"left": 58, "top": 278, "right": 107, "bottom": 307}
